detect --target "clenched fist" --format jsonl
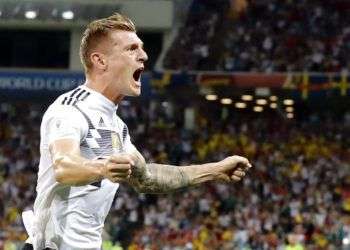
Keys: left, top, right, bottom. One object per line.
{"left": 99, "top": 154, "right": 135, "bottom": 183}
{"left": 213, "top": 155, "right": 252, "bottom": 182}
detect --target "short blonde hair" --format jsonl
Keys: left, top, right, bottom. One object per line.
{"left": 80, "top": 13, "right": 136, "bottom": 72}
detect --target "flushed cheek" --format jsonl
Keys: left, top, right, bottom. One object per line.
{"left": 118, "top": 68, "right": 132, "bottom": 84}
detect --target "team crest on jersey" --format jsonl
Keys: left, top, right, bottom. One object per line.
{"left": 111, "top": 131, "right": 122, "bottom": 151}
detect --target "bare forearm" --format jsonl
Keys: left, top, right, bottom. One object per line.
{"left": 130, "top": 161, "right": 218, "bottom": 194}
{"left": 128, "top": 149, "right": 251, "bottom": 193}
{"left": 180, "top": 162, "right": 220, "bottom": 185}
{"left": 53, "top": 154, "right": 104, "bottom": 186}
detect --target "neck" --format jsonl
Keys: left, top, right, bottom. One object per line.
{"left": 85, "top": 73, "right": 124, "bottom": 104}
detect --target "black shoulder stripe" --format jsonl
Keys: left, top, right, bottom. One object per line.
{"left": 61, "top": 88, "right": 91, "bottom": 106}
{"left": 61, "top": 97, "right": 68, "bottom": 105}
{"left": 70, "top": 88, "right": 81, "bottom": 98}
{"left": 76, "top": 89, "right": 86, "bottom": 99}
{"left": 67, "top": 98, "right": 74, "bottom": 105}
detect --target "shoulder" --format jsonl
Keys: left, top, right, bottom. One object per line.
{"left": 52, "top": 86, "right": 91, "bottom": 109}
{"left": 42, "top": 86, "right": 90, "bottom": 126}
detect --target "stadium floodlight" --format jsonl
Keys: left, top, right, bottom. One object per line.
{"left": 253, "top": 106, "right": 263, "bottom": 112}
{"left": 235, "top": 102, "right": 247, "bottom": 109}
{"left": 241, "top": 95, "right": 253, "bottom": 101}
{"left": 287, "top": 113, "right": 294, "bottom": 119}
{"left": 256, "top": 99, "right": 267, "bottom": 105}
{"left": 269, "top": 95, "right": 278, "bottom": 101}
{"left": 205, "top": 94, "right": 217, "bottom": 101}
{"left": 270, "top": 103, "right": 277, "bottom": 109}
{"left": 221, "top": 98, "right": 232, "bottom": 105}
{"left": 62, "top": 10, "right": 74, "bottom": 20}
{"left": 25, "top": 10, "right": 37, "bottom": 19}
{"left": 283, "top": 99, "right": 294, "bottom": 106}
{"left": 286, "top": 107, "right": 294, "bottom": 113}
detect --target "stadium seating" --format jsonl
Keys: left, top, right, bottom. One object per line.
{"left": 1, "top": 101, "right": 349, "bottom": 249}
{"left": 164, "top": 0, "right": 350, "bottom": 72}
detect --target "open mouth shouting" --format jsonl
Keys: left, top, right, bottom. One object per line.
{"left": 133, "top": 67, "right": 144, "bottom": 87}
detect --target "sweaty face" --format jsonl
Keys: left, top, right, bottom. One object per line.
{"left": 106, "top": 30, "right": 148, "bottom": 97}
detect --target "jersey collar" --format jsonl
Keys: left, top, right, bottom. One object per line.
{"left": 81, "top": 84, "right": 118, "bottom": 115}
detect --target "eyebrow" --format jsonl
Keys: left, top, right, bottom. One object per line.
{"left": 124, "top": 42, "right": 144, "bottom": 49}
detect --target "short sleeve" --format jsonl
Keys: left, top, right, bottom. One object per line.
{"left": 44, "top": 105, "right": 88, "bottom": 145}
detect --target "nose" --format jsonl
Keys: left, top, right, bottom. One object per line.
{"left": 138, "top": 48, "right": 148, "bottom": 63}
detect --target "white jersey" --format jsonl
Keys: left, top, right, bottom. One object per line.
{"left": 29, "top": 85, "right": 136, "bottom": 250}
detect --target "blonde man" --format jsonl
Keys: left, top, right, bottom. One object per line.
{"left": 22, "top": 13, "right": 252, "bottom": 250}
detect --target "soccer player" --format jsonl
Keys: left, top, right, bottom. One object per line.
{"left": 22, "top": 13, "right": 252, "bottom": 250}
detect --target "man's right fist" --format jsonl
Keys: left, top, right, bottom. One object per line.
{"left": 99, "top": 154, "right": 134, "bottom": 183}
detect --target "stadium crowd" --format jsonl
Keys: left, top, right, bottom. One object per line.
{"left": 164, "top": 0, "right": 350, "bottom": 72}
{"left": 0, "top": 100, "right": 350, "bottom": 250}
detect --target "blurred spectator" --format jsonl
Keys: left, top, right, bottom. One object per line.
{"left": 165, "top": 0, "right": 350, "bottom": 72}
{"left": 0, "top": 100, "right": 349, "bottom": 249}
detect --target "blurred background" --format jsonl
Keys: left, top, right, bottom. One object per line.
{"left": 0, "top": 0, "right": 350, "bottom": 249}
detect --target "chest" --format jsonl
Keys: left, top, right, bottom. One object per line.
{"left": 81, "top": 112, "right": 126, "bottom": 155}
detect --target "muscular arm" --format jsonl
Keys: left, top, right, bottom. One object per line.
{"left": 128, "top": 149, "right": 251, "bottom": 194}
{"left": 50, "top": 139, "right": 133, "bottom": 186}
{"left": 50, "top": 139, "right": 105, "bottom": 186}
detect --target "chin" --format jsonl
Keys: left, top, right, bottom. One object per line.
{"left": 127, "top": 87, "right": 141, "bottom": 97}
{"left": 130, "top": 92, "right": 141, "bottom": 97}
{"left": 123, "top": 80, "right": 142, "bottom": 97}
{"left": 134, "top": 89, "right": 141, "bottom": 96}
{"left": 131, "top": 82, "right": 142, "bottom": 96}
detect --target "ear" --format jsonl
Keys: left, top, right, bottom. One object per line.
{"left": 90, "top": 52, "right": 107, "bottom": 71}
